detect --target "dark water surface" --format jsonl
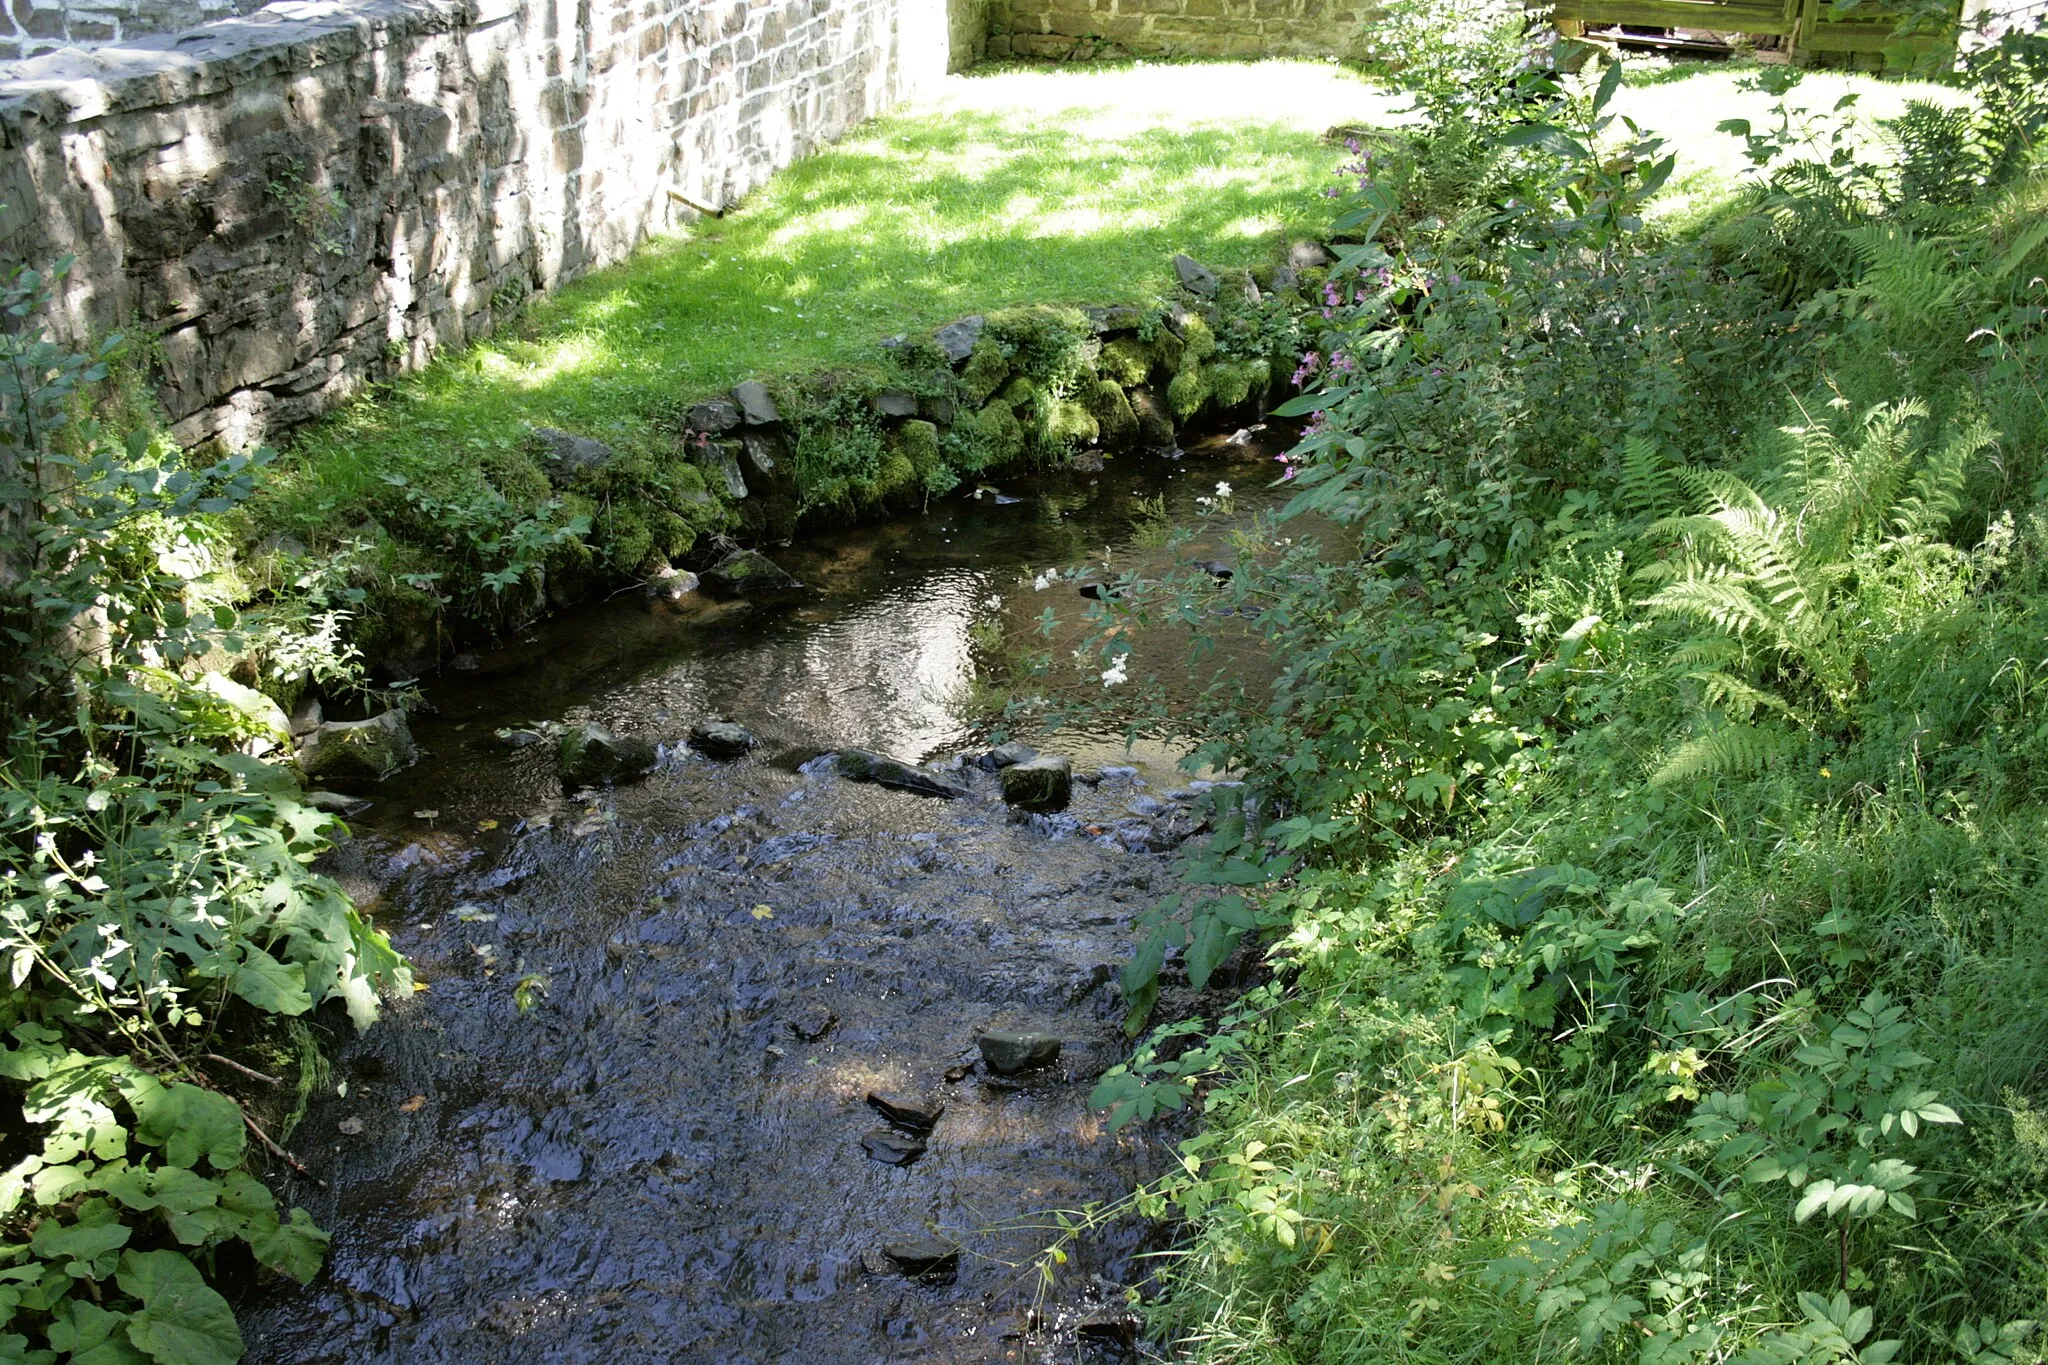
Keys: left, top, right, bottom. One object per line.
{"left": 243, "top": 432, "right": 1297, "bottom": 1364}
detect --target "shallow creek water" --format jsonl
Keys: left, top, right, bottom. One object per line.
{"left": 241, "top": 431, "right": 1300, "bottom": 1364}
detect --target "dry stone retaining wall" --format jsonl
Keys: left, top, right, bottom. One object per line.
{"left": 0, "top": 0, "right": 977, "bottom": 447}
{"left": 989, "top": 0, "right": 1376, "bottom": 61}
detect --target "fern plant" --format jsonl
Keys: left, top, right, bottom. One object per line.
{"left": 1640, "top": 400, "right": 1988, "bottom": 783}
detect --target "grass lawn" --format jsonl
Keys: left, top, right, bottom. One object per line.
{"left": 253, "top": 61, "right": 1406, "bottom": 540}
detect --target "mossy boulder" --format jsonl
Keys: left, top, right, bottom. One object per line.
{"left": 558, "top": 721, "right": 657, "bottom": 789}
{"left": 894, "top": 419, "right": 943, "bottom": 479}
{"left": 1167, "top": 367, "right": 1213, "bottom": 421}
{"left": 1098, "top": 337, "right": 1154, "bottom": 387}
{"left": 995, "top": 376, "right": 1041, "bottom": 414}
{"left": 1085, "top": 380, "right": 1138, "bottom": 451}
{"left": 875, "top": 451, "right": 920, "bottom": 503}
{"left": 1210, "top": 359, "right": 1264, "bottom": 410}
{"left": 701, "top": 548, "right": 798, "bottom": 597}
{"left": 299, "top": 710, "right": 418, "bottom": 783}
{"left": 1176, "top": 313, "right": 1218, "bottom": 368}
{"left": 1000, "top": 754, "right": 1072, "bottom": 812}
{"left": 966, "top": 402, "right": 1026, "bottom": 467}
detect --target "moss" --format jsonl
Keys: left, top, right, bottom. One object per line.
{"left": 1099, "top": 337, "right": 1155, "bottom": 387}
{"left": 1178, "top": 312, "right": 1218, "bottom": 368}
{"left": 1168, "top": 366, "right": 1212, "bottom": 421}
{"left": 1296, "top": 265, "right": 1329, "bottom": 296}
{"left": 987, "top": 304, "right": 1094, "bottom": 388}
{"left": 996, "top": 376, "right": 1041, "bottom": 413}
{"left": 893, "top": 419, "right": 943, "bottom": 480}
{"left": 874, "top": 451, "right": 919, "bottom": 503}
{"left": 1151, "top": 328, "right": 1186, "bottom": 375}
{"left": 480, "top": 448, "right": 553, "bottom": 508}
{"left": 1085, "top": 379, "right": 1138, "bottom": 451}
{"left": 1044, "top": 396, "right": 1100, "bottom": 450}
{"left": 1210, "top": 359, "right": 1261, "bottom": 410}
{"left": 1130, "top": 387, "right": 1176, "bottom": 449}
{"left": 967, "top": 402, "right": 1027, "bottom": 467}
{"left": 962, "top": 340, "right": 1012, "bottom": 405}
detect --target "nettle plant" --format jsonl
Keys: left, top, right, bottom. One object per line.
{"left": 0, "top": 259, "right": 410, "bottom": 1361}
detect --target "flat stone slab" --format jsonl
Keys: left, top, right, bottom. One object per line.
{"left": 978, "top": 1030, "right": 1061, "bottom": 1075}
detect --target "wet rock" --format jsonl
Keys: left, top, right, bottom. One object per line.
{"left": 732, "top": 379, "right": 779, "bottom": 425}
{"left": 867, "top": 1091, "right": 945, "bottom": 1132}
{"left": 881, "top": 1236, "right": 959, "bottom": 1277}
{"left": 835, "top": 749, "right": 966, "bottom": 799}
{"left": 1197, "top": 560, "right": 1235, "bottom": 582}
{"left": 288, "top": 695, "right": 322, "bottom": 736}
{"left": 1173, "top": 253, "right": 1219, "bottom": 298}
{"left": 1077, "top": 1311, "right": 1141, "bottom": 1346}
{"left": 873, "top": 388, "right": 919, "bottom": 418}
{"left": 557, "top": 721, "right": 658, "bottom": 789}
{"left": 861, "top": 1129, "right": 927, "bottom": 1166}
{"left": 1077, "top": 581, "right": 1122, "bottom": 601}
{"left": 1001, "top": 755, "right": 1072, "bottom": 813}
{"left": 534, "top": 427, "right": 615, "bottom": 482}
{"left": 1127, "top": 794, "right": 1167, "bottom": 818}
{"left": 494, "top": 724, "right": 552, "bottom": 749}
{"left": 788, "top": 1005, "right": 839, "bottom": 1041}
{"left": 975, "top": 740, "right": 1038, "bottom": 772}
{"left": 934, "top": 316, "right": 985, "bottom": 364}
{"left": 688, "top": 719, "right": 757, "bottom": 759}
{"left": 686, "top": 396, "right": 742, "bottom": 434}
{"left": 738, "top": 429, "right": 799, "bottom": 499}
{"left": 978, "top": 1030, "right": 1061, "bottom": 1075}
{"left": 701, "top": 549, "right": 797, "bottom": 597}
{"left": 649, "top": 566, "right": 700, "bottom": 601}
{"left": 1288, "top": 240, "right": 1336, "bottom": 271}
{"left": 302, "top": 790, "right": 371, "bottom": 817}
{"left": 942, "top": 1062, "right": 975, "bottom": 1084}
{"left": 298, "top": 711, "right": 417, "bottom": 783}
{"left": 1128, "top": 387, "right": 1175, "bottom": 449}
{"left": 919, "top": 393, "right": 957, "bottom": 425}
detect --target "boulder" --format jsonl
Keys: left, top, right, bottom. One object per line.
{"left": 835, "top": 749, "right": 966, "bottom": 799}
{"left": 1084, "top": 303, "right": 1146, "bottom": 333}
{"left": 933, "top": 316, "right": 985, "bottom": 364}
{"left": 688, "top": 719, "right": 757, "bottom": 759}
{"left": 867, "top": 1090, "right": 945, "bottom": 1131}
{"left": 978, "top": 1030, "right": 1061, "bottom": 1075}
{"left": 301, "top": 790, "right": 371, "bottom": 817}
{"left": 1128, "top": 387, "right": 1176, "bottom": 450}
{"left": 1002, "top": 755, "right": 1072, "bottom": 812}
{"left": 648, "top": 566, "right": 700, "bottom": 601}
{"left": 732, "top": 379, "right": 780, "bottom": 425}
{"left": 700, "top": 549, "right": 797, "bottom": 597}
{"left": 288, "top": 695, "right": 322, "bottom": 736}
{"left": 1173, "top": 253, "right": 1219, "bottom": 298}
{"left": 738, "top": 429, "right": 798, "bottom": 499}
{"left": 534, "top": 427, "right": 615, "bottom": 483}
{"left": 557, "top": 721, "right": 658, "bottom": 789}
{"left": 872, "top": 388, "right": 919, "bottom": 418}
{"left": 298, "top": 711, "right": 418, "bottom": 783}
{"left": 693, "top": 441, "right": 749, "bottom": 499}
{"left": 686, "top": 396, "right": 742, "bottom": 434}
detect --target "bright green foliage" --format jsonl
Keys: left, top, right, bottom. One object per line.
{"left": 1056, "top": 34, "right": 2048, "bottom": 1365}
{"left": 0, "top": 262, "right": 403, "bottom": 1358}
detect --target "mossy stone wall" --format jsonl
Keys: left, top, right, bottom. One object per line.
{"left": 988, "top": 0, "right": 1378, "bottom": 61}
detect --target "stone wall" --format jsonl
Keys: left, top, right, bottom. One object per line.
{"left": 988, "top": 0, "right": 1374, "bottom": 61}
{"left": 0, "top": 0, "right": 978, "bottom": 448}
{"left": 3, "top": 0, "right": 270, "bottom": 62}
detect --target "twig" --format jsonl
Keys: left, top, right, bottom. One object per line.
{"left": 203, "top": 1052, "right": 282, "bottom": 1086}
{"left": 243, "top": 1112, "right": 326, "bottom": 1187}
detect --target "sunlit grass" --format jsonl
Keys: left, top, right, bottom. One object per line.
{"left": 257, "top": 61, "right": 1405, "bottom": 535}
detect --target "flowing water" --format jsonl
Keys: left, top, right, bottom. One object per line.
{"left": 242, "top": 431, "right": 1302, "bottom": 1364}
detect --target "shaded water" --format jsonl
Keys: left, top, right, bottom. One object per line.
{"left": 243, "top": 432, "right": 1300, "bottom": 1364}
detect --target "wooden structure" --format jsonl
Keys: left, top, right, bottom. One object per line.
{"left": 1549, "top": 0, "right": 1958, "bottom": 63}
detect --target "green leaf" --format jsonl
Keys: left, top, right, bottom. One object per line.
{"left": 115, "top": 1251, "right": 243, "bottom": 1365}
{"left": 225, "top": 948, "right": 313, "bottom": 1016}
{"left": 247, "top": 1207, "right": 328, "bottom": 1286}
{"left": 48, "top": 1299, "right": 144, "bottom": 1363}
{"left": 28, "top": 1218, "right": 129, "bottom": 1279}
{"left": 130, "top": 1085, "right": 245, "bottom": 1172}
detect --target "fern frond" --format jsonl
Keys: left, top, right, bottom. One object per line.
{"left": 1618, "top": 434, "right": 1679, "bottom": 522}
{"left": 1650, "top": 723, "right": 1788, "bottom": 787}
{"left": 1646, "top": 571, "right": 1776, "bottom": 640}
{"left": 1691, "top": 670, "right": 1797, "bottom": 721}
{"left": 1892, "top": 419, "right": 1991, "bottom": 542}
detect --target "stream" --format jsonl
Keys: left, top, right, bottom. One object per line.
{"left": 240, "top": 430, "right": 1298, "bottom": 1364}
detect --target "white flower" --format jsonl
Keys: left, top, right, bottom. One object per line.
{"left": 1100, "top": 654, "right": 1130, "bottom": 687}
{"left": 1215, "top": 481, "right": 1233, "bottom": 498}
{"left": 1033, "top": 573, "right": 1050, "bottom": 591}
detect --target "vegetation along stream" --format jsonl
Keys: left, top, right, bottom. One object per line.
{"left": 236, "top": 428, "right": 1296, "bottom": 1362}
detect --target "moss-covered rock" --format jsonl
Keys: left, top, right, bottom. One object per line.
{"left": 965, "top": 402, "right": 1026, "bottom": 467}
{"left": 1044, "top": 396, "right": 1099, "bottom": 450}
{"left": 1167, "top": 367, "right": 1212, "bottom": 421}
{"left": 995, "top": 376, "right": 1041, "bottom": 414}
{"left": 1210, "top": 359, "right": 1262, "bottom": 411}
{"left": 1177, "top": 313, "right": 1218, "bottom": 368}
{"left": 894, "top": 419, "right": 943, "bottom": 478}
{"left": 1129, "top": 387, "right": 1175, "bottom": 449}
{"left": 962, "top": 340, "right": 1011, "bottom": 405}
{"left": 1098, "top": 337, "right": 1154, "bottom": 387}
{"left": 875, "top": 451, "right": 919, "bottom": 503}
{"left": 1085, "top": 379, "right": 1138, "bottom": 451}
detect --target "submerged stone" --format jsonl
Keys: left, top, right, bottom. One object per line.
{"left": 1002, "top": 755, "right": 1072, "bottom": 813}
{"left": 976, "top": 740, "right": 1038, "bottom": 771}
{"left": 788, "top": 1005, "right": 839, "bottom": 1041}
{"left": 978, "top": 1029, "right": 1061, "bottom": 1075}
{"left": 299, "top": 710, "right": 418, "bottom": 783}
{"left": 558, "top": 721, "right": 657, "bottom": 789}
{"left": 881, "top": 1236, "right": 959, "bottom": 1276}
{"left": 866, "top": 1090, "right": 944, "bottom": 1132}
{"left": 860, "top": 1129, "right": 927, "bottom": 1166}
{"left": 701, "top": 549, "right": 797, "bottom": 597}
